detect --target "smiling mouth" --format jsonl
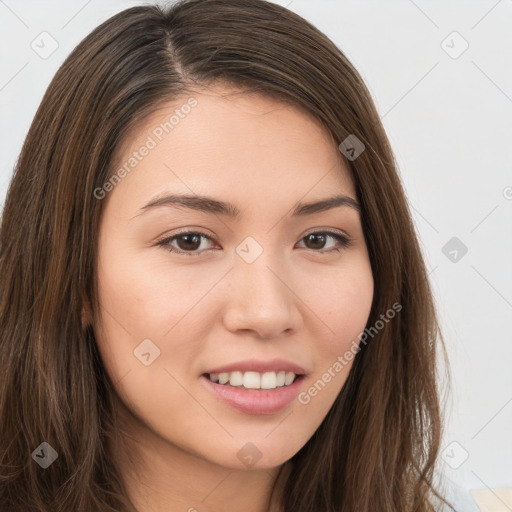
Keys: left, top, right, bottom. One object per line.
{"left": 203, "top": 370, "right": 300, "bottom": 390}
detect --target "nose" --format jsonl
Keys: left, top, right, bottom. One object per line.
{"left": 221, "top": 252, "right": 303, "bottom": 339}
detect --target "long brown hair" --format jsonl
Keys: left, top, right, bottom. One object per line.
{"left": 0, "top": 1, "right": 451, "bottom": 510}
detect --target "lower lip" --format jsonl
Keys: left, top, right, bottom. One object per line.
{"left": 200, "top": 374, "right": 305, "bottom": 415}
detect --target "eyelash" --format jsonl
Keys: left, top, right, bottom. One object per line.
{"left": 155, "top": 229, "right": 352, "bottom": 257}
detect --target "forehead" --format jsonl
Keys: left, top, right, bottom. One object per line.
{"left": 106, "top": 85, "right": 356, "bottom": 212}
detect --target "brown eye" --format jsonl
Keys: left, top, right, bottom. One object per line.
{"left": 174, "top": 233, "right": 202, "bottom": 251}
{"left": 156, "top": 230, "right": 351, "bottom": 257}
{"left": 156, "top": 231, "right": 215, "bottom": 256}
{"left": 303, "top": 233, "right": 328, "bottom": 250}
{"left": 297, "top": 231, "right": 352, "bottom": 253}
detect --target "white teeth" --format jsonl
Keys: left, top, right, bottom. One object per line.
{"left": 261, "top": 371, "right": 276, "bottom": 389}
{"left": 229, "top": 371, "right": 243, "bottom": 387}
{"left": 243, "top": 371, "right": 260, "bottom": 389}
{"left": 207, "top": 370, "right": 298, "bottom": 390}
{"left": 284, "top": 371, "right": 295, "bottom": 385}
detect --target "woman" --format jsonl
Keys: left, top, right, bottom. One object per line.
{"left": 0, "top": 0, "right": 453, "bottom": 510}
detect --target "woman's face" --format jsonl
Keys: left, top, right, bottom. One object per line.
{"left": 92, "top": 85, "right": 374, "bottom": 470}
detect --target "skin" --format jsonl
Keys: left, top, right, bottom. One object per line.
{"left": 85, "top": 84, "right": 374, "bottom": 512}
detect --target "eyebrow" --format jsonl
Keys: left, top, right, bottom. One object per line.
{"left": 136, "top": 193, "right": 361, "bottom": 219}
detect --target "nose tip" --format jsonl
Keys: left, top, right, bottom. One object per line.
{"left": 221, "top": 256, "right": 302, "bottom": 338}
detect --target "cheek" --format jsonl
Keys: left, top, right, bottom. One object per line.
{"left": 95, "top": 237, "right": 231, "bottom": 405}
{"left": 93, "top": 248, "right": 207, "bottom": 435}
{"left": 94, "top": 237, "right": 200, "bottom": 391}
{"left": 302, "top": 262, "right": 373, "bottom": 404}
{"left": 314, "top": 262, "right": 374, "bottom": 350}
{"left": 96, "top": 236, "right": 188, "bottom": 338}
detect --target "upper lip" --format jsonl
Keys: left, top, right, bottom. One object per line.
{"left": 204, "top": 358, "right": 307, "bottom": 376}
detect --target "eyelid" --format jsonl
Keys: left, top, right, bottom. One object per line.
{"left": 302, "top": 226, "right": 349, "bottom": 238}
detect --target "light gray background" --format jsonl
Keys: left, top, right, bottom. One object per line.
{"left": 1, "top": 0, "right": 511, "bottom": 507}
